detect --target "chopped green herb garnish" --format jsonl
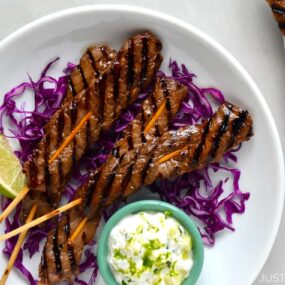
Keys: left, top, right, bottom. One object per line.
{"left": 143, "top": 249, "right": 154, "bottom": 268}
{"left": 114, "top": 249, "right": 126, "bottom": 260}
{"left": 164, "top": 210, "right": 174, "bottom": 217}
{"left": 128, "top": 258, "right": 137, "bottom": 275}
{"left": 108, "top": 211, "right": 193, "bottom": 284}
{"left": 149, "top": 239, "right": 162, "bottom": 249}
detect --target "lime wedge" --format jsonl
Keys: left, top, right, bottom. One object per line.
{"left": 0, "top": 135, "right": 26, "bottom": 198}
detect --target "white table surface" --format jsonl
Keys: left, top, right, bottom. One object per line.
{"left": 0, "top": 0, "right": 284, "bottom": 284}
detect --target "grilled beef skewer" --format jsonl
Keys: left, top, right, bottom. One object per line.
{"left": 39, "top": 76, "right": 188, "bottom": 284}
{"left": 63, "top": 46, "right": 116, "bottom": 104}
{"left": 21, "top": 32, "right": 163, "bottom": 220}
{"left": 22, "top": 46, "right": 117, "bottom": 220}
{"left": 39, "top": 99, "right": 253, "bottom": 284}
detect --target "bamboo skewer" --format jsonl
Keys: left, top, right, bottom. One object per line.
{"left": 144, "top": 100, "right": 166, "bottom": 134}
{"left": 0, "top": 198, "right": 82, "bottom": 242}
{"left": 67, "top": 102, "right": 170, "bottom": 244}
{"left": 0, "top": 204, "right": 37, "bottom": 285}
{"left": 49, "top": 111, "right": 92, "bottom": 164}
{"left": 0, "top": 112, "right": 92, "bottom": 224}
{"left": 0, "top": 92, "right": 169, "bottom": 274}
{"left": 0, "top": 73, "right": 96, "bottom": 284}
{"left": 0, "top": 186, "right": 30, "bottom": 224}
{"left": 158, "top": 146, "right": 188, "bottom": 163}
{"left": 68, "top": 216, "right": 88, "bottom": 245}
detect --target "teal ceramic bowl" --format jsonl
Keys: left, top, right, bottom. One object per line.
{"left": 97, "top": 200, "right": 204, "bottom": 285}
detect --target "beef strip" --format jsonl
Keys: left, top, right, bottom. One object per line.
{"left": 21, "top": 32, "right": 163, "bottom": 220}
{"left": 39, "top": 76, "right": 188, "bottom": 284}
{"left": 63, "top": 45, "right": 116, "bottom": 104}
{"left": 39, "top": 99, "right": 253, "bottom": 284}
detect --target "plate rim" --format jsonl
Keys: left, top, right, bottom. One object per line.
{"left": 0, "top": 4, "right": 284, "bottom": 285}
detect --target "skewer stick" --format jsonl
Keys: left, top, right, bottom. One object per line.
{"left": 0, "top": 186, "right": 30, "bottom": 224}
{"left": 68, "top": 216, "right": 88, "bottom": 245}
{"left": 0, "top": 112, "right": 92, "bottom": 223}
{"left": 0, "top": 198, "right": 82, "bottom": 242}
{"left": 49, "top": 112, "right": 92, "bottom": 164}
{"left": 158, "top": 146, "right": 188, "bottom": 164}
{"left": 144, "top": 100, "right": 166, "bottom": 134}
{"left": 0, "top": 204, "right": 37, "bottom": 285}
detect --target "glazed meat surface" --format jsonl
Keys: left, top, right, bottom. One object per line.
{"left": 39, "top": 76, "right": 188, "bottom": 284}
{"left": 22, "top": 32, "right": 163, "bottom": 220}
{"left": 39, "top": 99, "right": 253, "bottom": 284}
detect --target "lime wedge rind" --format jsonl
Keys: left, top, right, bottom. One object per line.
{"left": 0, "top": 135, "right": 26, "bottom": 199}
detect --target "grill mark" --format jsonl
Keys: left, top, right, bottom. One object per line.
{"left": 44, "top": 135, "right": 52, "bottom": 204}
{"left": 42, "top": 246, "right": 47, "bottom": 270}
{"left": 69, "top": 101, "right": 78, "bottom": 166}
{"left": 149, "top": 91, "right": 161, "bottom": 136}
{"left": 41, "top": 245, "right": 48, "bottom": 282}
{"left": 161, "top": 79, "right": 172, "bottom": 122}
{"left": 100, "top": 46, "right": 108, "bottom": 58}
{"left": 120, "top": 153, "right": 138, "bottom": 195}
{"left": 271, "top": 4, "right": 285, "bottom": 15}
{"left": 68, "top": 79, "right": 76, "bottom": 96}
{"left": 77, "top": 65, "right": 88, "bottom": 89}
{"left": 151, "top": 92, "right": 157, "bottom": 111}
{"left": 228, "top": 110, "right": 248, "bottom": 148}
{"left": 57, "top": 157, "right": 63, "bottom": 186}
{"left": 155, "top": 124, "right": 160, "bottom": 137}
{"left": 278, "top": 22, "right": 285, "bottom": 29}
{"left": 99, "top": 154, "right": 126, "bottom": 209}
{"left": 127, "top": 39, "right": 135, "bottom": 103}
{"left": 70, "top": 100, "right": 78, "bottom": 127}
{"left": 86, "top": 49, "right": 99, "bottom": 78}
{"left": 121, "top": 164, "right": 134, "bottom": 190}
{"left": 98, "top": 74, "right": 106, "bottom": 132}
{"left": 113, "top": 62, "right": 120, "bottom": 102}
{"left": 246, "top": 126, "right": 253, "bottom": 139}
{"left": 127, "top": 124, "right": 134, "bottom": 150}
{"left": 141, "top": 112, "right": 146, "bottom": 143}
{"left": 63, "top": 214, "right": 77, "bottom": 271}
{"left": 140, "top": 36, "right": 149, "bottom": 86}
{"left": 52, "top": 227, "right": 62, "bottom": 273}
{"left": 141, "top": 154, "right": 154, "bottom": 185}
{"left": 112, "top": 147, "right": 120, "bottom": 158}
{"left": 84, "top": 172, "right": 100, "bottom": 210}
{"left": 67, "top": 244, "right": 77, "bottom": 271}
{"left": 233, "top": 111, "right": 248, "bottom": 135}
{"left": 85, "top": 90, "right": 91, "bottom": 149}
{"left": 209, "top": 113, "right": 230, "bottom": 159}
{"left": 192, "top": 118, "right": 212, "bottom": 163}
{"left": 63, "top": 214, "right": 70, "bottom": 236}
{"left": 57, "top": 112, "right": 64, "bottom": 147}
{"left": 71, "top": 141, "right": 77, "bottom": 167}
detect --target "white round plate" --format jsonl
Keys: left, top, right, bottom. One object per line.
{"left": 0, "top": 5, "right": 284, "bottom": 285}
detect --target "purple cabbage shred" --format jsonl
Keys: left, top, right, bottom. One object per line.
{"left": 0, "top": 57, "right": 250, "bottom": 284}
{"left": 0, "top": 57, "right": 67, "bottom": 162}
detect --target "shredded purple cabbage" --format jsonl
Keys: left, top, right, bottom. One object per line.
{"left": 149, "top": 60, "right": 250, "bottom": 245}
{"left": 75, "top": 243, "right": 98, "bottom": 285}
{"left": 0, "top": 57, "right": 67, "bottom": 162}
{"left": 0, "top": 57, "right": 250, "bottom": 284}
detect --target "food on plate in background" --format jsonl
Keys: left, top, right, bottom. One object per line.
{"left": 267, "top": 0, "right": 285, "bottom": 35}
